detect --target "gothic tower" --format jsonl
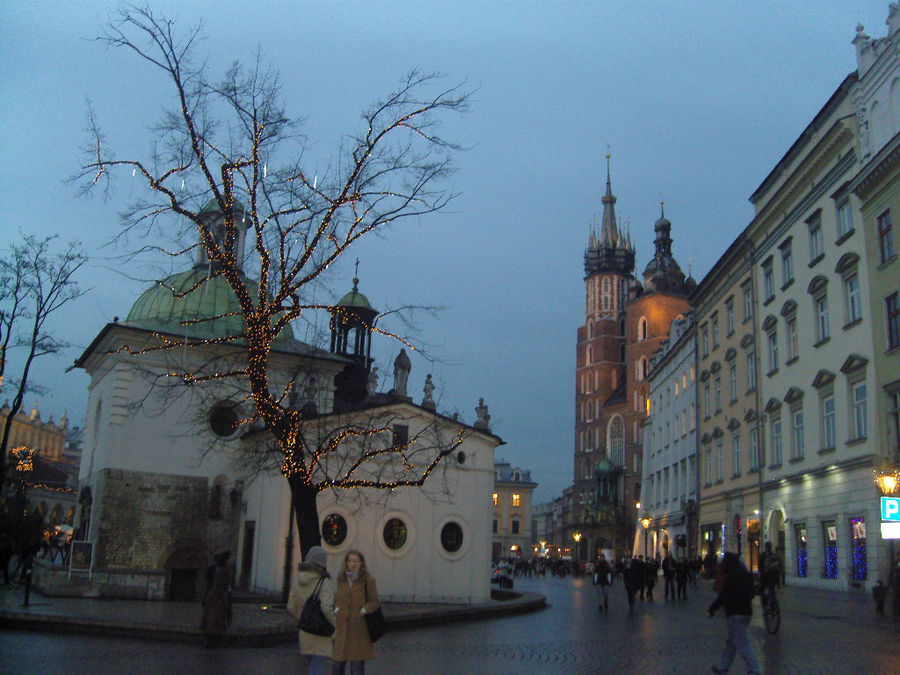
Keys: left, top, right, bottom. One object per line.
{"left": 573, "top": 157, "right": 635, "bottom": 532}
{"left": 569, "top": 161, "right": 693, "bottom": 561}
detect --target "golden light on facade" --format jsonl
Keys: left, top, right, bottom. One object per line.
{"left": 573, "top": 532, "right": 582, "bottom": 543}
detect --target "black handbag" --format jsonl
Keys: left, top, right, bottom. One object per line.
{"left": 298, "top": 576, "right": 334, "bottom": 637}
{"left": 364, "top": 578, "right": 386, "bottom": 642}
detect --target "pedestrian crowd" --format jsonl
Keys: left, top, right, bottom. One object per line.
{"left": 589, "top": 551, "right": 701, "bottom": 611}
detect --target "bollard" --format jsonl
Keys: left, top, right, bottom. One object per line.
{"left": 22, "top": 558, "right": 33, "bottom": 608}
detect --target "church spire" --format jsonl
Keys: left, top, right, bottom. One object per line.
{"left": 583, "top": 153, "right": 635, "bottom": 279}
{"left": 600, "top": 153, "right": 618, "bottom": 246}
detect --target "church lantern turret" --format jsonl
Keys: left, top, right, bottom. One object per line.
{"left": 330, "top": 275, "right": 379, "bottom": 410}
{"left": 196, "top": 198, "right": 250, "bottom": 272}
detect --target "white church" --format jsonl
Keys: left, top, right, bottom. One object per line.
{"left": 35, "top": 202, "right": 501, "bottom": 604}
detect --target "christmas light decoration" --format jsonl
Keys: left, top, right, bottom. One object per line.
{"left": 84, "top": 5, "right": 470, "bottom": 552}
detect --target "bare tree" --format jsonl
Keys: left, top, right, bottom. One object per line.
{"left": 80, "top": 5, "right": 470, "bottom": 555}
{"left": 0, "top": 236, "right": 87, "bottom": 493}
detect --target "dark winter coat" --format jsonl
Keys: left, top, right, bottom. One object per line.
{"left": 333, "top": 573, "right": 381, "bottom": 662}
{"left": 593, "top": 559, "right": 612, "bottom": 586}
{"left": 708, "top": 553, "right": 754, "bottom": 617}
{"left": 200, "top": 562, "right": 232, "bottom": 635}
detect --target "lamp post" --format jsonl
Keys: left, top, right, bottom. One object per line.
{"left": 640, "top": 511, "right": 651, "bottom": 560}
{"left": 573, "top": 531, "right": 583, "bottom": 563}
{"left": 875, "top": 461, "right": 899, "bottom": 613}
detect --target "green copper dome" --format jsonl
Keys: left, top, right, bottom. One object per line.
{"left": 199, "top": 197, "right": 248, "bottom": 218}
{"left": 336, "top": 278, "right": 376, "bottom": 312}
{"left": 125, "top": 267, "right": 294, "bottom": 343}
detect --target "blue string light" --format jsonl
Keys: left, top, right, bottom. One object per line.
{"left": 796, "top": 546, "right": 808, "bottom": 578}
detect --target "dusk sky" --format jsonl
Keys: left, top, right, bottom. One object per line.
{"left": 1, "top": 1, "right": 889, "bottom": 502}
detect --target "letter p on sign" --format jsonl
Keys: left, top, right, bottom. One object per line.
{"left": 883, "top": 497, "right": 900, "bottom": 521}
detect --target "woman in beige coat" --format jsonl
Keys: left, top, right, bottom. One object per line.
{"left": 332, "top": 550, "right": 381, "bottom": 675}
{"left": 287, "top": 546, "right": 336, "bottom": 675}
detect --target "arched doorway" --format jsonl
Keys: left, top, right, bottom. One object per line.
{"left": 164, "top": 546, "right": 207, "bottom": 600}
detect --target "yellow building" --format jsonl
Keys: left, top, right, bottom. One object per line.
{"left": 492, "top": 460, "right": 537, "bottom": 560}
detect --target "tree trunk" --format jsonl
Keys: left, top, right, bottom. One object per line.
{"left": 288, "top": 475, "right": 321, "bottom": 559}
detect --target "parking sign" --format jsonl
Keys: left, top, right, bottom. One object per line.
{"left": 882, "top": 497, "right": 900, "bottom": 521}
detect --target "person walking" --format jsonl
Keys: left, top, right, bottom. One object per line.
{"left": 759, "top": 541, "right": 781, "bottom": 590}
{"left": 675, "top": 557, "right": 689, "bottom": 600}
{"left": 662, "top": 551, "right": 676, "bottom": 600}
{"left": 623, "top": 558, "right": 641, "bottom": 609}
{"left": 707, "top": 551, "right": 761, "bottom": 675}
{"left": 888, "top": 553, "right": 900, "bottom": 621}
{"left": 873, "top": 580, "right": 888, "bottom": 615}
{"left": 200, "top": 551, "right": 232, "bottom": 647}
{"left": 593, "top": 553, "right": 613, "bottom": 611}
{"left": 333, "top": 550, "right": 381, "bottom": 675}
{"left": 287, "top": 546, "right": 336, "bottom": 675}
{"left": 637, "top": 555, "right": 647, "bottom": 600}
{"left": 644, "top": 555, "right": 658, "bottom": 601}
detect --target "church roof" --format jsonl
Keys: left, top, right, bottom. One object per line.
{"left": 124, "top": 267, "right": 296, "bottom": 345}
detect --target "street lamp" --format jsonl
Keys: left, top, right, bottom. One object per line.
{"left": 874, "top": 464, "right": 900, "bottom": 495}
{"left": 640, "top": 511, "right": 651, "bottom": 560}
{"left": 573, "top": 531, "right": 582, "bottom": 561}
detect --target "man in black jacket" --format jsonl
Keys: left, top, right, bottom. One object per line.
{"left": 707, "top": 552, "right": 761, "bottom": 674}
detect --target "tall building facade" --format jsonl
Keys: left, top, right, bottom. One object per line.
{"left": 692, "top": 8, "right": 900, "bottom": 590}
{"left": 569, "top": 159, "right": 692, "bottom": 561}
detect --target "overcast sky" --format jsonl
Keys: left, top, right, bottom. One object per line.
{"left": 0, "top": 1, "right": 889, "bottom": 502}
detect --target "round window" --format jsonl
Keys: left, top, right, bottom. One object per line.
{"left": 456, "top": 450, "right": 466, "bottom": 465}
{"left": 321, "top": 513, "right": 348, "bottom": 547}
{"left": 383, "top": 518, "right": 408, "bottom": 550}
{"left": 440, "top": 522, "right": 464, "bottom": 553}
{"left": 209, "top": 404, "right": 239, "bottom": 437}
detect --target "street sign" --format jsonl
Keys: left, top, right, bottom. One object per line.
{"left": 881, "top": 496, "right": 900, "bottom": 521}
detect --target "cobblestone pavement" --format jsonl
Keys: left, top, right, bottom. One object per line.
{"left": 2, "top": 576, "right": 898, "bottom": 674}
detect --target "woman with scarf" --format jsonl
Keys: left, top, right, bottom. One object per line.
{"left": 332, "top": 550, "right": 381, "bottom": 675}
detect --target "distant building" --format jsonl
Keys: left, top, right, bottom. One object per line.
{"left": 1, "top": 402, "right": 78, "bottom": 529}
{"left": 491, "top": 460, "right": 537, "bottom": 560}
{"left": 639, "top": 314, "right": 698, "bottom": 561}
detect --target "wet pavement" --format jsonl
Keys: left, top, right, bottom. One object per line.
{"left": 1, "top": 575, "right": 898, "bottom": 674}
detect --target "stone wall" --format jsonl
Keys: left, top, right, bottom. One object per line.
{"left": 33, "top": 559, "right": 167, "bottom": 600}
{"left": 95, "top": 468, "right": 208, "bottom": 569}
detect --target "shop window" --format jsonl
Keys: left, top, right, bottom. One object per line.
{"left": 795, "top": 525, "right": 808, "bottom": 578}
{"left": 822, "top": 520, "right": 838, "bottom": 579}
{"left": 850, "top": 517, "right": 867, "bottom": 581}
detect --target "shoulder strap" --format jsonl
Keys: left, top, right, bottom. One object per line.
{"left": 312, "top": 575, "right": 325, "bottom": 598}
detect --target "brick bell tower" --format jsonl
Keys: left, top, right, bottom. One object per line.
{"left": 572, "top": 156, "right": 636, "bottom": 546}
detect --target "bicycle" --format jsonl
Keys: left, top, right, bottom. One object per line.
{"left": 759, "top": 583, "right": 780, "bottom": 634}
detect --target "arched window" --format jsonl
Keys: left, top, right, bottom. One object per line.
{"left": 636, "top": 356, "right": 648, "bottom": 381}
{"left": 608, "top": 415, "right": 625, "bottom": 465}
{"left": 638, "top": 316, "right": 648, "bottom": 341}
